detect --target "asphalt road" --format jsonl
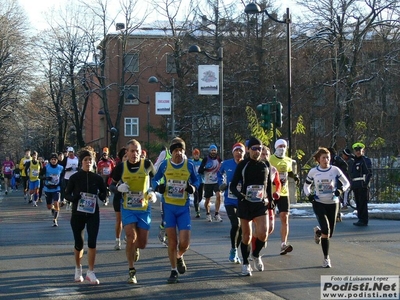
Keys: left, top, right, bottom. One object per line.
{"left": 1, "top": 190, "right": 399, "bottom": 300}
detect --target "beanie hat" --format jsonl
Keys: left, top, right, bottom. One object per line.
{"left": 343, "top": 148, "right": 352, "bottom": 156}
{"left": 49, "top": 153, "right": 58, "bottom": 160}
{"left": 232, "top": 142, "right": 245, "bottom": 153}
{"left": 192, "top": 148, "right": 200, "bottom": 155}
{"left": 79, "top": 149, "right": 93, "bottom": 162}
{"left": 209, "top": 144, "right": 217, "bottom": 151}
{"left": 247, "top": 137, "right": 262, "bottom": 148}
{"left": 274, "top": 139, "right": 287, "bottom": 149}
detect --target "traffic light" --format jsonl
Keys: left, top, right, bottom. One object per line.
{"left": 257, "top": 103, "right": 272, "bottom": 130}
{"left": 275, "top": 101, "right": 283, "bottom": 128}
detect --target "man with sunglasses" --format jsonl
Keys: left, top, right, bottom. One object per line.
{"left": 230, "top": 137, "right": 273, "bottom": 276}
{"left": 349, "top": 142, "right": 372, "bottom": 226}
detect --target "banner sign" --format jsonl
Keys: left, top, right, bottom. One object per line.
{"left": 198, "top": 65, "right": 219, "bottom": 95}
{"left": 155, "top": 92, "right": 171, "bottom": 115}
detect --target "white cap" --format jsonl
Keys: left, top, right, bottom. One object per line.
{"left": 274, "top": 139, "right": 287, "bottom": 149}
{"left": 67, "top": 147, "right": 74, "bottom": 152}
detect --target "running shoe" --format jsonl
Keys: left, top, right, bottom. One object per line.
{"left": 206, "top": 214, "right": 212, "bottom": 222}
{"left": 74, "top": 265, "right": 84, "bottom": 282}
{"left": 252, "top": 255, "right": 264, "bottom": 271}
{"left": 195, "top": 212, "right": 201, "bottom": 218}
{"left": 33, "top": 202, "right": 38, "bottom": 207}
{"left": 177, "top": 257, "right": 186, "bottom": 274}
{"left": 114, "top": 240, "right": 121, "bottom": 250}
{"left": 158, "top": 225, "right": 166, "bottom": 243}
{"left": 229, "top": 248, "right": 236, "bottom": 262}
{"left": 313, "top": 226, "right": 321, "bottom": 244}
{"left": 134, "top": 248, "right": 140, "bottom": 262}
{"left": 167, "top": 270, "right": 178, "bottom": 284}
{"left": 322, "top": 258, "right": 332, "bottom": 268}
{"left": 229, "top": 248, "right": 241, "bottom": 264}
{"left": 38, "top": 198, "right": 42, "bottom": 203}
{"left": 86, "top": 270, "right": 100, "bottom": 284}
{"left": 214, "top": 214, "right": 223, "bottom": 222}
{"left": 128, "top": 269, "right": 137, "bottom": 284}
{"left": 5, "top": 191, "right": 7, "bottom": 195}
{"left": 280, "top": 244, "right": 293, "bottom": 255}
{"left": 241, "top": 264, "right": 253, "bottom": 276}
{"left": 53, "top": 220, "right": 58, "bottom": 227}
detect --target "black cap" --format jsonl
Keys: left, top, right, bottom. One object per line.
{"left": 343, "top": 148, "right": 352, "bottom": 156}
{"left": 247, "top": 137, "right": 262, "bottom": 148}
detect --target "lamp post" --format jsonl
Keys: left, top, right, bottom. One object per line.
{"left": 188, "top": 45, "right": 224, "bottom": 160}
{"left": 245, "top": 3, "right": 292, "bottom": 157}
{"left": 148, "top": 76, "right": 175, "bottom": 139}
{"left": 127, "top": 94, "right": 150, "bottom": 152}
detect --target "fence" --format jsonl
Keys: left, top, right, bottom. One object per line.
{"left": 298, "top": 167, "right": 400, "bottom": 203}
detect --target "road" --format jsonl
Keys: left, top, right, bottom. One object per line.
{"left": 0, "top": 190, "right": 399, "bottom": 300}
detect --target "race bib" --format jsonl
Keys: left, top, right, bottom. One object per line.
{"left": 245, "top": 185, "right": 264, "bottom": 202}
{"left": 48, "top": 174, "right": 60, "bottom": 185}
{"left": 77, "top": 192, "right": 97, "bottom": 214}
{"left": 167, "top": 179, "right": 186, "bottom": 199}
{"left": 317, "top": 179, "right": 334, "bottom": 194}
{"left": 32, "top": 170, "right": 39, "bottom": 177}
{"left": 125, "top": 191, "right": 144, "bottom": 209}
{"left": 102, "top": 167, "right": 111, "bottom": 176}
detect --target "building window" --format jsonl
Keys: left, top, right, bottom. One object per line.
{"left": 124, "top": 86, "right": 139, "bottom": 104}
{"left": 124, "top": 53, "right": 139, "bottom": 73}
{"left": 166, "top": 54, "right": 177, "bottom": 73}
{"left": 125, "top": 118, "right": 139, "bottom": 136}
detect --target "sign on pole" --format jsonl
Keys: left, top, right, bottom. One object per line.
{"left": 198, "top": 65, "right": 219, "bottom": 95}
{"left": 155, "top": 92, "right": 171, "bottom": 115}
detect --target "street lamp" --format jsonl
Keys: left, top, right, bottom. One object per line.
{"left": 148, "top": 76, "right": 175, "bottom": 139}
{"left": 245, "top": 3, "right": 292, "bottom": 156}
{"left": 188, "top": 45, "right": 224, "bottom": 160}
{"left": 127, "top": 94, "right": 150, "bottom": 152}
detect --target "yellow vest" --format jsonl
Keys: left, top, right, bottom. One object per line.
{"left": 28, "top": 161, "right": 41, "bottom": 181}
{"left": 19, "top": 157, "right": 31, "bottom": 177}
{"left": 269, "top": 155, "right": 292, "bottom": 196}
{"left": 121, "top": 159, "right": 149, "bottom": 211}
{"left": 163, "top": 160, "right": 189, "bottom": 206}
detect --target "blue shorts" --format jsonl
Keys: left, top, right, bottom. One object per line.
{"left": 29, "top": 180, "right": 40, "bottom": 190}
{"left": 121, "top": 208, "right": 151, "bottom": 230}
{"left": 164, "top": 203, "right": 191, "bottom": 231}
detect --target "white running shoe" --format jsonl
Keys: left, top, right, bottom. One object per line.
{"left": 114, "top": 240, "right": 121, "bottom": 250}
{"left": 322, "top": 258, "right": 332, "bottom": 268}
{"left": 252, "top": 255, "right": 264, "bottom": 271}
{"left": 86, "top": 270, "right": 100, "bottom": 284}
{"left": 313, "top": 226, "right": 321, "bottom": 244}
{"left": 74, "top": 265, "right": 84, "bottom": 282}
{"left": 214, "top": 214, "right": 223, "bottom": 222}
{"left": 206, "top": 214, "right": 212, "bottom": 222}
{"left": 241, "top": 264, "right": 253, "bottom": 276}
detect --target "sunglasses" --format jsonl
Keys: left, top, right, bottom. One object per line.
{"left": 354, "top": 147, "right": 362, "bottom": 151}
{"left": 250, "top": 146, "right": 262, "bottom": 151}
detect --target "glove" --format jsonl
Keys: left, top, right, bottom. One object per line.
{"left": 156, "top": 184, "right": 166, "bottom": 194}
{"left": 272, "top": 192, "right": 280, "bottom": 200}
{"left": 147, "top": 191, "right": 157, "bottom": 203}
{"left": 65, "top": 167, "right": 72, "bottom": 172}
{"left": 334, "top": 189, "right": 343, "bottom": 197}
{"left": 294, "top": 175, "right": 300, "bottom": 185}
{"left": 219, "top": 183, "right": 227, "bottom": 191}
{"left": 185, "top": 183, "right": 195, "bottom": 194}
{"left": 117, "top": 183, "right": 130, "bottom": 193}
{"left": 307, "top": 194, "right": 315, "bottom": 203}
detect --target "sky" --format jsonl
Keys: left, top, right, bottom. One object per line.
{"left": 18, "top": 0, "right": 298, "bottom": 31}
